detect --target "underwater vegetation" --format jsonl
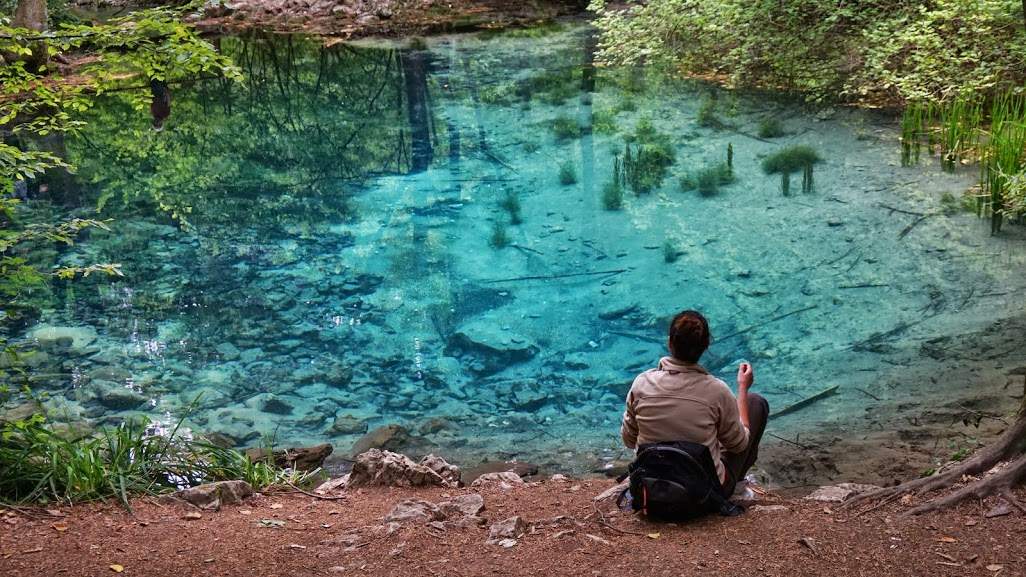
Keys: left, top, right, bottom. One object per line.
{"left": 489, "top": 220, "right": 510, "bottom": 248}
{"left": 523, "top": 141, "right": 541, "bottom": 153}
{"left": 663, "top": 239, "right": 681, "bottom": 263}
{"left": 680, "top": 143, "right": 736, "bottom": 196}
{"left": 558, "top": 160, "right": 578, "bottom": 185}
{"left": 592, "top": 108, "right": 619, "bottom": 135}
{"left": 550, "top": 115, "right": 583, "bottom": 142}
{"left": 761, "top": 145, "right": 821, "bottom": 195}
{"left": 500, "top": 191, "right": 523, "bottom": 224}
{"left": 616, "top": 117, "right": 676, "bottom": 193}
{"left": 758, "top": 117, "right": 786, "bottom": 138}
{"left": 900, "top": 89, "right": 1026, "bottom": 233}
{"left": 697, "top": 96, "right": 724, "bottom": 129}
{"left": 602, "top": 179, "right": 624, "bottom": 210}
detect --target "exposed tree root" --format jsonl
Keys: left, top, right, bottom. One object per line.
{"left": 843, "top": 408, "right": 1026, "bottom": 516}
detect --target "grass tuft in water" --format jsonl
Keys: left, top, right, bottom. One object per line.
{"left": 500, "top": 191, "right": 523, "bottom": 224}
{"left": 618, "top": 117, "right": 675, "bottom": 193}
{"left": 697, "top": 96, "right": 723, "bottom": 129}
{"left": 593, "top": 109, "right": 619, "bottom": 135}
{"left": 558, "top": 160, "right": 578, "bottom": 185}
{"left": 523, "top": 141, "right": 540, "bottom": 153}
{"left": 663, "top": 239, "right": 681, "bottom": 263}
{"left": 602, "top": 179, "right": 624, "bottom": 210}
{"left": 490, "top": 221, "right": 511, "bottom": 248}
{"left": 758, "top": 117, "right": 786, "bottom": 138}
{"left": 761, "top": 145, "right": 822, "bottom": 194}
{"left": 550, "top": 115, "right": 582, "bottom": 142}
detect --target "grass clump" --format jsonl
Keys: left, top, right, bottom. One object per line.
{"left": 0, "top": 412, "right": 309, "bottom": 507}
{"left": 680, "top": 144, "right": 736, "bottom": 196}
{"left": 522, "top": 141, "right": 540, "bottom": 153}
{"left": 558, "top": 160, "right": 577, "bottom": 185}
{"left": 500, "top": 191, "right": 523, "bottom": 224}
{"left": 758, "top": 117, "right": 786, "bottom": 138}
{"left": 617, "top": 116, "right": 676, "bottom": 193}
{"left": 697, "top": 96, "right": 723, "bottom": 129}
{"left": 489, "top": 221, "right": 510, "bottom": 248}
{"left": 761, "top": 145, "right": 822, "bottom": 195}
{"left": 663, "top": 239, "right": 681, "bottom": 263}
{"left": 593, "top": 108, "right": 619, "bottom": 135}
{"left": 602, "top": 180, "right": 624, "bottom": 210}
{"left": 550, "top": 115, "right": 582, "bottom": 142}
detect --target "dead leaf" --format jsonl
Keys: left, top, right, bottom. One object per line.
{"left": 288, "top": 544, "right": 307, "bottom": 550}
{"left": 51, "top": 522, "right": 69, "bottom": 532}
{"left": 584, "top": 533, "right": 612, "bottom": 546}
{"left": 986, "top": 565, "right": 1004, "bottom": 572}
{"left": 22, "top": 547, "right": 43, "bottom": 554}
{"left": 110, "top": 564, "right": 124, "bottom": 573}
{"left": 239, "top": 510, "right": 252, "bottom": 516}
{"left": 182, "top": 512, "right": 202, "bottom": 520}
{"left": 270, "top": 503, "right": 284, "bottom": 510}
{"left": 646, "top": 533, "right": 661, "bottom": 539}
{"left": 45, "top": 509, "right": 65, "bottom": 517}
{"left": 937, "top": 536, "right": 957, "bottom": 543}
{"left": 258, "top": 519, "right": 286, "bottom": 528}
{"left": 798, "top": 537, "right": 818, "bottom": 555}
{"left": 965, "top": 518, "right": 979, "bottom": 527}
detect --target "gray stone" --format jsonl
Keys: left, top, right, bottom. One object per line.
{"left": 384, "top": 499, "right": 443, "bottom": 523}
{"left": 215, "top": 342, "right": 240, "bottom": 361}
{"left": 329, "top": 414, "right": 368, "bottom": 436}
{"left": 420, "top": 454, "right": 461, "bottom": 486}
{"left": 26, "top": 325, "right": 97, "bottom": 354}
{"left": 488, "top": 516, "right": 526, "bottom": 540}
{"left": 167, "top": 480, "right": 253, "bottom": 511}
{"left": 346, "top": 449, "right": 456, "bottom": 488}
{"left": 350, "top": 424, "right": 410, "bottom": 456}
{"left": 750, "top": 504, "right": 791, "bottom": 514}
{"left": 94, "top": 382, "right": 147, "bottom": 410}
{"left": 805, "top": 483, "right": 880, "bottom": 503}
{"left": 439, "top": 494, "right": 485, "bottom": 518}
{"left": 471, "top": 471, "right": 525, "bottom": 490}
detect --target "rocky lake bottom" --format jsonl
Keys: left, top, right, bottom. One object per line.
{"left": 6, "top": 24, "right": 1026, "bottom": 484}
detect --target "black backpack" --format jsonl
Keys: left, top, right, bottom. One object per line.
{"left": 619, "top": 440, "right": 743, "bottom": 520}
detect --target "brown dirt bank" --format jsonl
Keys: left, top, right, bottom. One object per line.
{"left": 189, "top": 0, "right": 586, "bottom": 37}
{"left": 2, "top": 479, "right": 1025, "bottom": 576}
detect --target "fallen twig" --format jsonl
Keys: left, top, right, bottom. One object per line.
{"left": 770, "top": 385, "right": 840, "bottom": 420}
{"left": 483, "top": 269, "right": 627, "bottom": 284}
{"left": 718, "top": 305, "right": 818, "bottom": 341}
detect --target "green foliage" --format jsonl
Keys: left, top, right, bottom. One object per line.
{"left": 558, "top": 160, "right": 577, "bottom": 185}
{"left": 590, "top": 0, "right": 1026, "bottom": 104}
{"left": 696, "top": 163, "right": 735, "bottom": 196}
{"left": 617, "top": 117, "right": 676, "bottom": 193}
{"left": 758, "top": 117, "right": 786, "bottom": 138}
{"left": 549, "top": 115, "right": 582, "bottom": 142}
{"left": 592, "top": 108, "right": 619, "bottom": 135}
{"left": 0, "top": 411, "right": 309, "bottom": 506}
{"left": 602, "top": 180, "right": 624, "bottom": 210}
{"left": 762, "top": 145, "right": 821, "bottom": 195}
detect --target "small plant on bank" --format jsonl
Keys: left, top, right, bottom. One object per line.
{"left": 558, "top": 160, "right": 578, "bottom": 185}
{"left": 758, "top": 117, "right": 786, "bottom": 138}
{"left": 550, "top": 115, "right": 582, "bottom": 142}
{"left": 761, "top": 145, "right": 822, "bottom": 195}
{"left": 602, "top": 180, "right": 624, "bottom": 210}
{"left": 490, "top": 221, "right": 510, "bottom": 248}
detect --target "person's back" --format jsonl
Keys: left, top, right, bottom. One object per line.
{"left": 621, "top": 310, "right": 770, "bottom": 499}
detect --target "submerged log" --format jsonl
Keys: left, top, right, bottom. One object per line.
{"left": 770, "top": 385, "right": 840, "bottom": 420}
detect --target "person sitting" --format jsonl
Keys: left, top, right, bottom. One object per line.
{"left": 620, "top": 309, "right": 769, "bottom": 512}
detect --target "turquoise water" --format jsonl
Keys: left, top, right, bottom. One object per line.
{"left": 11, "top": 26, "right": 1026, "bottom": 476}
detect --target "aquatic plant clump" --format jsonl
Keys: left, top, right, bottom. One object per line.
{"left": 697, "top": 96, "right": 722, "bottom": 129}
{"left": 602, "top": 180, "right": 624, "bottom": 210}
{"left": 762, "top": 145, "right": 822, "bottom": 194}
{"left": 663, "top": 239, "right": 681, "bottom": 263}
{"left": 501, "top": 192, "right": 523, "bottom": 224}
{"left": 558, "top": 160, "right": 578, "bottom": 185}
{"left": 758, "top": 117, "right": 786, "bottom": 138}
{"left": 618, "top": 117, "right": 676, "bottom": 193}
{"left": 490, "top": 221, "right": 511, "bottom": 248}
{"left": 550, "top": 115, "right": 583, "bottom": 142}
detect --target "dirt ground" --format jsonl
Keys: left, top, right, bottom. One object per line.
{"left": 2, "top": 478, "right": 1024, "bottom": 577}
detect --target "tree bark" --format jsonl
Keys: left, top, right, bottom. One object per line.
{"left": 12, "top": 0, "right": 49, "bottom": 70}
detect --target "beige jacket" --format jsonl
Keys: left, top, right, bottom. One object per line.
{"left": 621, "top": 356, "right": 749, "bottom": 483}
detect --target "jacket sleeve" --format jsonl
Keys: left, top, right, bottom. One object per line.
{"left": 717, "top": 382, "right": 749, "bottom": 454}
{"left": 620, "top": 387, "right": 639, "bottom": 449}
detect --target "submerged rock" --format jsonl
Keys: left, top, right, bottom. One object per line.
{"left": 346, "top": 449, "right": 459, "bottom": 488}
{"left": 350, "top": 424, "right": 411, "bottom": 456}
{"left": 328, "top": 414, "right": 368, "bottom": 435}
{"left": 26, "top": 325, "right": 97, "bottom": 354}
{"left": 447, "top": 318, "right": 538, "bottom": 375}
{"left": 92, "top": 382, "right": 147, "bottom": 410}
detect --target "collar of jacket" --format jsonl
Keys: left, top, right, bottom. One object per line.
{"left": 657, "top": 356, "right": 709, "bottom": 375}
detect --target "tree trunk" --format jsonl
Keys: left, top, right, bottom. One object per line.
{"left": 12, "top": 0, "right": 48, "bottom": 70}
{"left": 400, "top": 48, "right": 434, "bottom": 173}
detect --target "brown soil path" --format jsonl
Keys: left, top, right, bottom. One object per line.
{"left": 2, "top": 479, "right": 1024, "bottom": 576}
